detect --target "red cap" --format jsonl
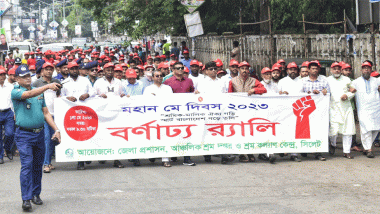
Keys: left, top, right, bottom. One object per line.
{"left": 184, "top": 67, "right": 190, "bottom": 73}
{"left": 147, "top": 55, "right": 153, "bottom": 60}
{"left": 190, "top": 60, "right": 199, "bottom": 66}
{"left": 133, "top": 53, "right": 138, "bottom": 56}
{"left": 67, "top": 62, "right": 79, "bottom": 68}
{"left": 100, "top": 55, "right": 106, "bottom": 59}
{"left": 214, "top": 59, "right": 223, "bottom": 66}
{"left": 362, "top": 61, "right": 372, "bottom": 67}
{"left": 125, "top": 69, "right": 137, "bottom": 78}
{"left": 308, "top": 60, "right": 321, "bottom": 68}
{"left": 42, "top": 62, "right": 54, "bottom": 69}
{"left": 30, "top": 51, "right": 35, "bottom": 55}
{"left": 183, "top": 50, "right": 189, "bottom": 54}
{"left": 29, "top": 65, "right": 36, "bottom": 70}
{"left": 261, "top": 67, "right": 272, "bottom": 74}
{"left": 24, "top": 52, "right": 29, "bottom": 55}
{"left": 330, "top": 62, "right": 341, "bottom": 68}
{"left": 277, "top": 59, "right": 286, "bottom": 64}
{"left": 341, "top": 63, "right": 352, "bottom": 70}
{"left": 45, "top": 50, "right": 53, "bottom": 55}
{"left": 119, "top": 57, "right": 124, "bottom": 61}
{"left": 238, "top": 61, "right": 250, "bottom": 68}
{"left": 301, "top": 61, "right": 310, "bottom": 68}
{"left": 145, "top": 65, "right": 154, "bottom": 69}
{"left": 110, "top": 53, "right": 115, "bottom": 57}
{"left": 114, "top": 65, "right": 123, "bottom": 71}
{"left": 104, "top": 50, "right": 109, "bottom": 54}
{"left": 371, "top": 71, "right": 380, "bottom": 77}
{"left": 103, "top": 62, "right": 115, "bottom": 69}
{"left": 229, "top": 59, "right": 239, "bottom": 66}
{"left": 97, "top": 66, "right": 103, "bottom": 72}
{"left": 120, "top": 63, "right": 128, "bottom": 68}
{"left": 8, "top": 67, "right": 16, "bottom": 75}
{"left": 158, "top": 62, "right": 169, "bottom": 69}
{"left": 137, "top": 65, "right": 144, "bottom": 70}
{"left": 0, "top": 66, "right": 6, "bottom": 74}
{"left": 339, "top": 61, "right": 345, "bottom": 67}
{"left": 129, "top": 53, "right": 133, "bottom": 56}
{"left": 104, "top": 46, "right": 109, "bottom": 49}
{"left": 104, "top": 57, "right": 111, "bottom": 62}
{"left": 160, "top": 55, "right": 166, "bottom": 59}
{"left": 216, "top": 61, "right": 223, "bottom": 67}
{"left": 217, "top": 70, "right": 227, "bottom": 75}
{"left": 287, "top": 62, "right": 298, "bottom": 69}
{"left": 170, "top": 54, "right": 175, "bottom": 57}
{"left": 199, "top": 62, "right": 203, "bottom": 67}
{"left": 133, "top": 56, "right": 140, "bottom": 59}
{"left": 170, "top": 61, "right": 177, "bottom": 66}
{"left": 272, "top": 63, "right": 281, "bottom": 71}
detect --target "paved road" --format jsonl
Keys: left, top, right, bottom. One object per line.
{"left": 1, "top": 145, "right": 380, "bottom": 214}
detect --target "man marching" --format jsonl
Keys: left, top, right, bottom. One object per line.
{"left": 327, "top": 62, "right": 356, "bottom": 159}
{"left": 11, "top": 65, "right": 61, "bottom": 211}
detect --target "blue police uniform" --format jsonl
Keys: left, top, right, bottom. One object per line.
{"left": 0, "top": 80, "right": 15, "bottom": 160}
{"left": 12, "top": 84, "right": 47, "bottom": 201}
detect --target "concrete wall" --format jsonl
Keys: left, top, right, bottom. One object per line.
{"left": 172, "top": 34, "right": 377, "bottom": 79}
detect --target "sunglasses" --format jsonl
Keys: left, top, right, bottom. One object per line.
{"left": 154, "top": 75, "right": 163, "bottom": 78}
{"left": 91, "top": 69, "right": 97, "bottom": 72}
{"left": 208, "top": 67, "right": 217, "bottom": 71}
{"left": 174, "top": 67, "right": 185, "bottom": 70}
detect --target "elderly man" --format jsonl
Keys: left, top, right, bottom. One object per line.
{"left": 228, "top": 61, "right": 267, "bottom": 162}
{"left": 301, "top": 60, "right": 330, "bottom": 161}
{"left": 260, "top": 67, "right": 278, "bottom": 94}
{"left": 350, "top": 61, "right": 380, "bottom": 158}
{"left": 326, "top": 62, "right": 356, "bottom": 159}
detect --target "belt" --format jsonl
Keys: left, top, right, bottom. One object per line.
{"left": 0, "top": 108, "right": 11, "bottom": 112}
{"left": 16, "top": 126, "right": 44, "bottom": 133}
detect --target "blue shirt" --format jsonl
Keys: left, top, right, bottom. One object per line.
{"left": 171, "top": 47, "right": 180, "bottom": 59}
{"left": 181, "top": 58, "right": 192, "bottom": 70}
{"left": 54, "top": 73, "right": 69, "bottom": 81}
{"left": 11, "top": 85, "right": 47, "bottom": 129}
{"left": 123, "top": 80, "right": 144, "bottom": 96}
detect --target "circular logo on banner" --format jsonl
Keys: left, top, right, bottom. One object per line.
{"left": 64, "top": 106, "right": 98, "bottom": 141}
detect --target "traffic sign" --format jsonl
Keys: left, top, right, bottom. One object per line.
{"left": 0, "top": 0, "right": 11, "bottom": 17}
{"left": 62, "top": 19, "right": 69, "bottom": 27}
{"left": 49, "top": 20, "right": 59, "bottom": 28}
{"left": 14, "top": 26, "right": 21, "bottom": 34}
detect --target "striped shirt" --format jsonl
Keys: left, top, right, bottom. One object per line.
{"left": 302, "top": 75, "right": 330, "bottom": 94}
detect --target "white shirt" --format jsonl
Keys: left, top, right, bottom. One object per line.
{"left": 278, "top": 76, "right": 304, "bottom": 94}
{"left": 143, "top": 84, "right": 173, "bottom": 96}
{"left": 261, "top": 80, "right": 279, "bottom": 94}
{"left": 197, "top": 76, "right": 226, "bottom": 94}
{"left": 221, "top": 75, "right": 234, "bottom": 93}
{"left": 0, "top": 81, "right": 14, "bottom": 110}
{"left": 189, "top": 74, "right": 201, "bottom": 90}
{"left": 61, "top": 76, "right": 96, "bottom": 98}
{"left": 93, "top": 77, "right": 124, "bottom": 97}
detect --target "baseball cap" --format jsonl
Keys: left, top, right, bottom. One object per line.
{"left": 114, "top": 65, "right": 123, "bottom": 71}
{"left": 125, "top": 69, "right": 137, "bottom": 78}
{"left": 362, "top": 61, "right": 372, "bottom": 68}
{"left": 301, "top": 61, "right": 310, "bottom": 68}
{"left": 15, "top": 65, "right": 32, "bottom": 77}
{"left": 287, "top": 62, "right": 298, "bottom": 69}
{"left": 42, "top": 62, "right": 55, "bottom": 69}
{"left": 238, "top": 61, "right": 250, "bottom": 68}
{"left": 29, "top": 65, "right": 36, "bottom": 70}
{"left": 277, "top": 59, "right": 286, "bottom": 64}
{"left": 103, "top": 62, "right": 115, "bottom": 69}
{"left": 341, "top": 63, "right": 352, "bottom": 70}
{"left": 0, "top": 66, "right": 6, "bottom": 74}
{"left": 229, "top": 59, "right": 239, "bottom": 66}
{"left": 308, "top": 60, "right": 321, "bottom": 68}
{"left": 261, "top": 67, "right": 272, "bottom": 74}
{"left": 8, "top": 67, "right": 16, "bottom": 75}
{"left": 183, "top": 50, "right": 189, "bottom": 54}
{"left": 67, "top": 62, "right": 79, "bottom": 69}
{"left": 190, "top": 60, "right": 199, "bottom": 66}
{"left": 330, "top": 62, "right": 341, "bottom": 68}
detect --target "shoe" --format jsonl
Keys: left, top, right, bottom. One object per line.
{"left": 163, "top": 162, "right": 171, "bottom": 167}
{"left": 329, "top": 144, "right": 336, "bottom": 155}
{"left": 301, "top": 153, "right": 307, "bottom": 158}
{"left": 98, "top": 160, "right": 106, "bottom": 164}
{"left": 43, "top": 165, "right": 51, "bottom": 173}
{"left": 77, "top": 162, "right": 85, "bottom": 170}
{"left": 133, "top": 159, "right": 141, "bottom": 166}
{"left": 268, "top": 154, "right": 276, "bottom": 164}
{"left": 290, "top": 156, "right": 301, "bottom": 162}
{"left": 85, "top": 161, "right": 92, "bottom": 164}
{"left": 0, "top": 158, "right": 3, "bottom": 164}
{"left": 258, "top": 154, "right": 269, "bottom": 161}
{"left": 31, "top": 195, "right": 43, "bottom": 205}
{"left": 316, "top": 155, "right": 326, "bottom": 161}
{"left": 279, "top": 153, "right": 285, "bottom": 157}
{"left": 204, "top": 157, "right": 212, "bottom": 162}
{"left": 247, "top": 154, "right": 256, "bottom": 162}
{"left": 343, "top": 153, "right": 354, "bottom": 159}
{"left": 239, "top": 155, "right": 249, "bottom": 162}
{"left": 5, "top": 151, "right": 13, "bottom": 160}
{"left": 367, "top": 151, "right": 375, "bottom": 158}
{"left": 221, "top": 158, "right": 228, "bottom": 164}
{"left": 171, "top": 157, "right": 178, "bottom": 162}
{"left": 148, "top": 158, "right": 156, "bottom": 163}
{"left": 22, "top": 200, "right": 32, "bottom": 211}
{"left": 363, "top": 151, "right": 368, "bottom": 156}
{"left": 183, "top": 160, "right": 196, "bottom": 166}
{"left": 113, "top": 160, "right": 124, "bottom": 168}
{"left": 48, "top": 164, "right": 55, "bottom": 170}
{"left": 351, "top": 146, "right": 363, "bottom": 152}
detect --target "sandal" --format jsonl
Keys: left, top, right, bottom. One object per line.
{"left": 113, "top": 160, "right": 124, "bottom": 168}
{"left": 43, "top": 165, "right": 51, "bottom": 173}
{"left": 247, "top": 154, "right": 256, "bottom": 162}
{"left": 343, "top": 154, "right": 354, "bottom": 159}
{"left": 374, "top": 142, "right": 380, "bottom": 147}
{"left": 163, "top": 162, "right": 171, "bottom": 167}
{"left": 48, "top": 164, "right": 55, "bottom": 170}
{"left": 239, "top": 155, "right": 249, "bottom": 162}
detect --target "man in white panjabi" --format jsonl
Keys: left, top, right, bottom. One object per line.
{"left": 350, "top": 61, "right": 380, "bottom": 158}
{"left": 260, "top": 67, "right": 278, "bottom": 94}
{"left": 143, "top": 70, "right": 173, "bottom": 167}
{"left": 326, "top": 62, "right": 356, "bottom": 159}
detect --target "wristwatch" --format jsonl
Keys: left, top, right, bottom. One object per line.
{"left": 55, "top": 130, "right": 60, "bottom": 133}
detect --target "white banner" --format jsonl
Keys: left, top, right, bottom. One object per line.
{"left": 55, "top": 93, "right": 329, "bottom": 162}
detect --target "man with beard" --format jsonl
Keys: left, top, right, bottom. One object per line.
{"left": 188, "top": 59, "right": 201, "bottom": 90}
{"left": 228, "top": 61, "right": 267, "bottom": 163}
{"left": 277, "top": 59, "right": 287, "bottom": 78}
{"left": 278, "top": 62, "right": 304, "bottom": 95}
{"left": 271, "top": 65, "right": 282, "bottom": 84}
{"left": 326, "top": 62, "right": 356, "bottom": 159}
{"left": 222, "top": 59, "right": 239, "bottom": 92}
{"left": 301, "top": 60, "right": 329, "bottom": 161}
{"left": 260, "top": 67, "right": 278, "bottom": 94}
{"left": 93, "top": 62, "right": 125, "bottom": 168}
{"left": 350, "top": 61, "right": 380, "bottom": 158}
{"left": 61, "top": 61, "right": 95, "bottom": 170}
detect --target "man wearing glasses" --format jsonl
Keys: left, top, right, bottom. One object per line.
{"left": 163, "top": 62, "right": 196, "bottom": 166}
{"left": 140, "top": 65, "right": 155, "bottom": 89}
{"left": 222, "top": 59, "right": 240, "bottom": 93}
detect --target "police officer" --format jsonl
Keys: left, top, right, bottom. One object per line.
{"left": 0, "top": 66, "right": 14, "bottom": 164}
{"left": 11, "top": 65, "right": 61, "bottom": 211}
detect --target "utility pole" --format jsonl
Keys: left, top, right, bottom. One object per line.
{"left": 53, "top": 0, "right": 55, "bottom": 22}
{"left": 39, "top": 2, "right": 41, "bottom": 26}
